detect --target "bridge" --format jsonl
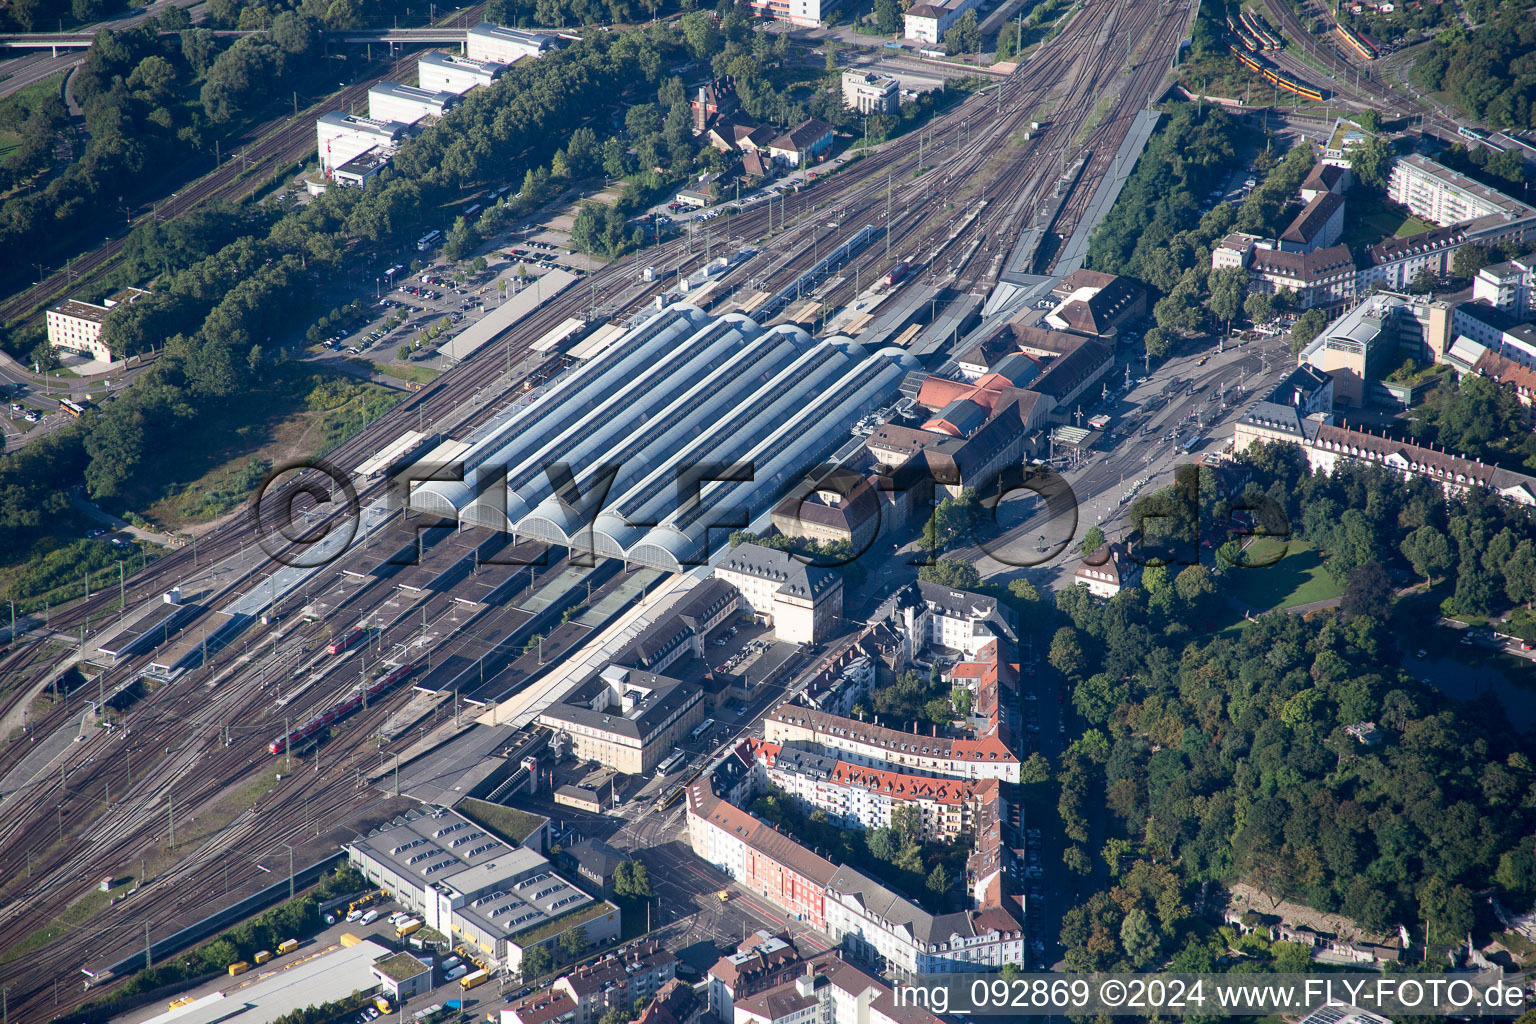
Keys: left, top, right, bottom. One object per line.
{"left": 0, "top": 25, "right": 472, "bottom": 49}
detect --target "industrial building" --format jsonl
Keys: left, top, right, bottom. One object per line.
{"left": 466, "top": 23, "right": 558, "bottom": 63}
{"left": 410, "top": 305, "right": 918, "bottom": 573}
{"left": 535, "top": 665, "right": 706, "bottom": 775}
{"left": 368, "top": 81, "right": 459, "bottom": 125}
{"left": 45, "top": 287, "right": 150, "bottom": 362}
{"left": 841, "top": 71, "right": 899, "bottom": 115}
{"left": 344, "top": 807, "right": 618, "bottom": 972}
{"left": 419, "top": 50, "right": 509, "bottom": 94}
{"left": 317, "top": 112, "right": 410, "bottom": 177}
{"left": 332, "top": 147, "right": 392, "bottom": 189}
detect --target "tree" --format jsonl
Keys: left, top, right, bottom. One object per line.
{"left": 942, "top": 10, "right": 980, "bottom": 53}
{"left": 521, "top": 944, "right": 553, "bottom": 979}
{"left": 917, "top": 558, "right": 982, "bottom": 589}
{"left": 1243, "top": 290, "right": 1273, "bottom": 325}
{"left": 866, "top": 826, "right": 899, "bottom": 862}
{"left": 1289, "top": 308, "right": 1328, "bottom": 355}
{"left": 1079, "top": 525, "right": 1106, "bottom": 558}
{"left": 559, "top": 925, "right": 589, "bottom": 959}
{"left": 875, "top": 0, "right": 899, "bottom": 33}
{"left": 1207, "top": 266, "right": 1248, "bottom": 332}
{"left": 613, "top": 860, "right": 634, "bottom": 897}
{"left": 1048, "top": 627, "right": 1085, "bottom": 679}
{"left": 1063, "top": 844, "right": 1092, "bottom": 875}
{"left": 1143, "top": 326, "right": 1173, "bottom": 358}
{"left": 679, "top": 11, "right": 722, "bottom": 59}
{"left": 246, "top": 343, "right": 262, "bottom": 374}
{"left": 1120, "top": 908, "right": 1161, "bottom": 968}
{"left": 1351, "top": 135, "right": 1393, "bottom": 189}
{"left": 1019, "top": 752, "right": 1051, "bottom": 785}
{"left": 1411, "top": 266, "right": 1439, "bottom": 294}
{"left": 1452, "top": 243, "right": 1491, "bottom": 279}
{"left": 926, "top": 863, "right": 950, "bottom": 898}
{"left": 627, "top": 860, "right": 651, "bottom": 899}
{"left": 891, "top": 804, "right": 923, "bottom": 843}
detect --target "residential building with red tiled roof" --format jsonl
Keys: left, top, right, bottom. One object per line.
{"left": 763, "top": 705, "right": 1019, "bottom": 781}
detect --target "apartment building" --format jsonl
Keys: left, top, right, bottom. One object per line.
{"left": 761, "top": 742, "right": 1004, "bottom": 841}
{"left": 553, "top": 944, "right": 677, "bottom": 1024}
{"left": 732, "top": 955, "right": 942, "bottom": 1024}
{"left": 763, "top": 705, "right": 1019, "bottom": 782}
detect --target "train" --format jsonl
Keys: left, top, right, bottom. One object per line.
{"left": 883, "top": 262, "right": 910, "bottom": 287}
{"left": 1239, "top": 9, "right": 1282, "bottom": 49}
{"left": 1227, "top": 16, "right": 1260, "bottom": 51}
{"left": 327, "top": 626, "right": 366, "bottom": 655}
{"left": 1334, "top": 22, "right": 1376, "bottom": 60}
{"left": 266, "top": 662, "right": 414, "bottom": 755}
{"left": 1458, "top": 126, "right": 1486, "bottom": 143}
{"left": 1230, "top": 46, "right": 1326, "bottom": 101}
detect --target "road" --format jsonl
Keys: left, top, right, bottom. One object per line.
{"left": 0, "top": 0, "right": 207, "bottom": 98}
{"left": 949, "top": 330, "right": 1295, "bottom": 583}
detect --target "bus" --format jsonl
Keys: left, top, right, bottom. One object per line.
{"left": 462, "top": 204, "right": 481, "bottom": 220}
{"left": 918, "top": 48, "right": 945, "bottom": 58}
{"left": 657, "top": 749, "right": 687, "bottom": 775}
{"left": 59, "top": 399, "right": 86, "bottom": 418}
{"left": 1182, "top": 435, "right": 1204, "bottom": 454}
{"left": 417, "top": 230, "right": 443, "bottom": 251}
{"left": 689, "top": 718, "right": 715, "bottom": 743}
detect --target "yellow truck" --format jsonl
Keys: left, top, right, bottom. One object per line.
{"left": 228, "top": 962, "right": 251, "bottom": 976}
{"left": 253, "top": 950, "right": 273, "bottom": 965}
{"left": 277, "top": 939, "right": 299, "bottom": 955}
{"left": 375, "top": 995, "right": 394, "bottom": 1013}
{"left": 395, "top": 918, "right": 423, "bottom": 939}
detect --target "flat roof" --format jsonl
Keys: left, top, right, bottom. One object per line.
{"left": 441, "top": 269, "right": 577, "bottom": 361}
{"left": 136, "top": 939, "right": 389, "bottom": 1024}
{"left": 50, "top": 299, "right": 109, "bottom": 323}
{"left": 372, "top": 950, "right": 430, "bottom": 983}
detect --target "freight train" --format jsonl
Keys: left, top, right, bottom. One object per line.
{"left": 267, "top": 662, "right": 413, "bottom": 755}
{"left": 1231, "top": 46, "right": 1326, "bottom": 101}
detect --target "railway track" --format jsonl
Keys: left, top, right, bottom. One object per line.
{"left": 0, "top": 1, "right": 1195, "bottom": 1012}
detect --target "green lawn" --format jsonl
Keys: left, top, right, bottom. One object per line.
{"left": 1223, "top": 538, "right": 1343, "bottom": 613}
{"left": 1341, "top": 192, "right": 1436, "bottom": 248}
{"left": 459, "top": 798, "right": 547, "bottom": 846}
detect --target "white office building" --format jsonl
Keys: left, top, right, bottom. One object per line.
{"left": 466, "top": 23, "right": 558, "bottom": 64}
{"left": 368, "top": 81, "right": 459, "bottom": 125}
{"left": 1475, "top": 257, "right": 1535, "bottom": 318}
{"left": 903, "top": 0, "right": 979, "bottom": 44}
{"left": 317, "top": 111, "right": 409, "bottom": 176}
{"left": 418, "top": 50, "right": 508, "bottom": 94}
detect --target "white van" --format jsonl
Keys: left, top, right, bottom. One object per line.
{"left": 445, "top": 965, "right": 468, "bottom": 982}
{"left": 359, "top": 910, "right": 379, "bottom": 925}
{"left": 441, "top": 956, "right": 463, "bottom": 972}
